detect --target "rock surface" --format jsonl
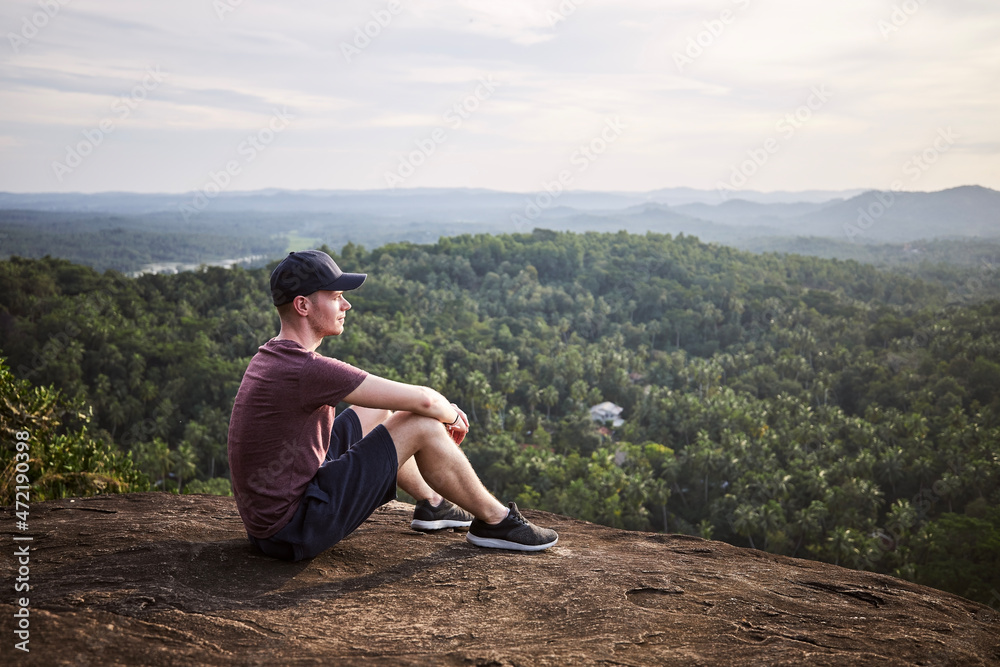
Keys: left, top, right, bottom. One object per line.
{"left": 2, "top": 493, "right": 999, "bottom": 666}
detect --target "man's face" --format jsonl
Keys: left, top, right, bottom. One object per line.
{"left": 308, "top": 290, "right": 352, "bottom": 337}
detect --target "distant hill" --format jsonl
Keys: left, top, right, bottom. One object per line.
{"left": 674, "top": 199, "right": 835, "bottom": 225}
{"left": 532, "top": 186, "right": 1000, "bottom": 245}
{"left": 788, "top": 185, "right": 1000, "bottom": 241}
{"left": 0, "top": 186, "right": 865, "bottom": 215}
{"left": 1, "top": 186, "right": 997, "bottom": 272}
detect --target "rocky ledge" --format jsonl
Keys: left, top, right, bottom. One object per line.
{"left": 2, "top": 493, "right": 998, "bottom": 665}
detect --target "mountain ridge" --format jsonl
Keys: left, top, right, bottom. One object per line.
{"left": 0, "top": 185, "right": 879, "bottom": 213}
{"left": 2, "top": 186, "right": 998, "bottom": 273}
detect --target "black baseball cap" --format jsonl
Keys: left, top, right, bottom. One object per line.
{"left": 269, "top": 250, "right": 366, "bottom": 306}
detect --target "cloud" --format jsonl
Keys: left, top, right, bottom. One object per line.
{"left": 0, "top": 0, "right": 997, "bottom": 193}
{"left": 406, "top": 0, "right": 566, "bottom": 46}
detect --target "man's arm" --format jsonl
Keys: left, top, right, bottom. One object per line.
{"left": 344, "top": 374, "right": 466, "bottom": 427}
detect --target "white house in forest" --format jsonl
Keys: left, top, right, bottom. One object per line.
{"left": 589, "top": 401, "right": 624, "bottom": 427}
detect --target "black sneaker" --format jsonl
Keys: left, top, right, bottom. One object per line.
{"left": 466, "top": 502, "right": 559, "bottom": 551}
{"left": 410, "top": 499, "right": 475, "bottom": 531}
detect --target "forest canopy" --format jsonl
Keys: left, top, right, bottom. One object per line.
{"left": 1, "top": 229, "right": 998, "bottom": 606}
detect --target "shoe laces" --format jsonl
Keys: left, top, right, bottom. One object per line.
{"left": 508, "top": 505, "right": 528, "bottom": 526}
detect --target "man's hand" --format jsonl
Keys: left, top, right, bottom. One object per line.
{"left": 446, "top": 403, "right": 469, "bottom": 446}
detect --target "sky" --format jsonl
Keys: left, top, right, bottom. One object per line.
{"left": 0, "top": 0, "right": 998, "bottom": 195}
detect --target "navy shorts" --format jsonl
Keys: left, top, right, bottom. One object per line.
{"left": 248, "top": 408, "right": 398, "bottom": 561}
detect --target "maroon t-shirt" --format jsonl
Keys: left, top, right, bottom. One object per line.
{"left": 228, "top": 339, "right": 368, "bottom": 538}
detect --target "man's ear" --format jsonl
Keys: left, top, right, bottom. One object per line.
{"left": 291, "top": 294, "right": 312, "bottom": 317}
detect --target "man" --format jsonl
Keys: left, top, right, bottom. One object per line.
{"left": 228, "top": 250, "right": 558, "bottom": 561}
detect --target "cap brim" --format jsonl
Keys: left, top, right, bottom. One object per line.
{"left": 322, "top": 272, "right": 367, "bottom": 291}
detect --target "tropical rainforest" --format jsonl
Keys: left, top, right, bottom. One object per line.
{"left": 1, "top": 229, "right": 998, "bottom": 608}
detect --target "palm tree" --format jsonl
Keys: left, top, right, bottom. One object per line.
{"left": 877, "top": 447, "right": 905, "bottom": 497}
{"left": 790, "top": 500, "right": 828, "bottom": 557}
{"left": 527, "top": 387, "right": 541, "bottom": 416}
{"left": 540, "top": 386, "right": 559, "bottom": 420}
{"left": 143, "top": 438, "right": 172, "bottom": 490}
{"left": 855, "top": 478, "right": 885, "bottom": 521}
{"left": 932, "top": 472, "right": 962, "bottom": 513}
{"left": 106, "top": 399, "right": 127, "bottom": 441}
{"left": 827, "top": 526, "right": 857, "bottom": 567}
{"left": 758, "top": 500, "right": 785, "bottom": 550}
{"left": 685, "top": 433, "right": 721, "bottom": 507}
{"left": 766, "top": 471, "right": 793, "bottom": 502}
{"left": 506, "top": 406, "right": 526, "bottom": 438}
{"left": 883, "top": 498, "right": 917, "bottom": 550}
{"left": 173, "top": 442, "right": 197, "bottom": 494}
{"left": 464, "top": 370, "right": 490, "bottom": 423}
{"left": 732, "top": 504, "right": 759, "bottom": 549}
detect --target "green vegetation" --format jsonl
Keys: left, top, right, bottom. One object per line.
{"left": 284, "top": 230, "right": 325, "bottom": 253}
{"left": 736, "top": 236, "right": 1000, "bottom": 269}
{"left": 0, "top": 210, "right": 284, "bottom": 274}
{"left": 1, "top": 230, "right": 998, "bottom": 605}
{"left": 0, "top": 358, "right": 147, "bottom": 504}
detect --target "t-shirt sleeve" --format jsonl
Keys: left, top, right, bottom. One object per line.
{"left": 297, "top": 353, "right": 369, "bottom": 412}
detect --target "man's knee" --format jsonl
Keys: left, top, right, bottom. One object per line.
{"left": 387, "top": 411, "right": 446, "bottom": 439}
{"left": 383, "top": 411, "right": 448, "bottom": 459}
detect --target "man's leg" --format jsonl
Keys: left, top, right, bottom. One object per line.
{"left": 351, "top": 406, "right": 391, "bottom": 434}
{"left": 352, "top": 406, "right": 444, "bottom": 507}
{"left": 380, "top": 411, "right": 559, "bottom": 551}
{"left": 382, "top": 411, "right": 509, "bottom": 525}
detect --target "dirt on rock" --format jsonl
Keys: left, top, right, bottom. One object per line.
{"left": 2, "top": 493, "right": 998, "bottom": 666}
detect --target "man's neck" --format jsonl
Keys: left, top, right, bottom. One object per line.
{"left": 274, "top": 325, "right": 323, "bottom": 352}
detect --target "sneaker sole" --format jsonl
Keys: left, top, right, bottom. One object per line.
{"left": 411, "top": 519, "right": 473, "bottom": 531}
{"left": 466, "top": 533, "right": 558, "bottom": 551}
